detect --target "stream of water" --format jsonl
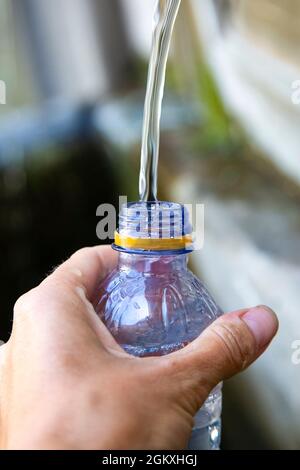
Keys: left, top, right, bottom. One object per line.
{"left": 139, "top": 0, "right": 182, "bottom": 202}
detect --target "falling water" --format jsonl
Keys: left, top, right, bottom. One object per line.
{"left": 139, "top": 0, "right": 182, "bottom": 202}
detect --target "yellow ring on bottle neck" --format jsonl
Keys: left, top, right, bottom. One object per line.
{"left": 114, "top": 231, "right": 193, "bottom": 251}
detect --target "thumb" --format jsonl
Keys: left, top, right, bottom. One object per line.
{"left": 164, "top": 306, "right": 278, "bottom": 397}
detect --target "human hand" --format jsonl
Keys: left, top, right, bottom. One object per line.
{"left": 0, "top": 246, "right": 278, "bottom": 449}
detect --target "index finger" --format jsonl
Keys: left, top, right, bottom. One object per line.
{"left": 13, "top": 245, "right": 118, "bottom": 350}
{"left": 45, "top": 245, "right": 118, "bottom": 299}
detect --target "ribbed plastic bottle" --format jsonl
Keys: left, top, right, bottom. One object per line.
{"left": 94, "top": 201, "right": 223, "bottom": 450}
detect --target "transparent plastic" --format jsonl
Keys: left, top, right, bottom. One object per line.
{"left": 94, "top": 252, "right": 223, "bottom": 450}
{"left": 117, "top": 201, "right": 192, "bottom": 242}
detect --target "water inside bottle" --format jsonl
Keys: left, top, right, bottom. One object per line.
{"left": 95, "top": 250, "right": 223, "bottom": 450}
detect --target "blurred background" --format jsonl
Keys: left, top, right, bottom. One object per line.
{"left": 1, "top": 0, "right": 300, "bottom": 449}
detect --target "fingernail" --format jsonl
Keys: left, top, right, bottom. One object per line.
{"left": 242, "top": 306, "right": 278, "bottom": 349}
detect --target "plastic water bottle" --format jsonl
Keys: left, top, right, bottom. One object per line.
{"left": 94, "top": 201, "right": 223, "bottom": 450}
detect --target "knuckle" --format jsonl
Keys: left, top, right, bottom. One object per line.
{"left": 210, "top": 319, "right": 256, "bottom": 371}
{"left": 13, "top": 287, "right": 40, "bottom": 318}
{"left": 70, "top": 247, "right": 93, "bottom": 261}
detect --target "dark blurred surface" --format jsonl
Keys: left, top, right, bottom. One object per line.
{"left": 222, "top": 382, "right": 275, "bottom": 450}
{"left": 0, "top": 133, "right": 119, "bottom": 341}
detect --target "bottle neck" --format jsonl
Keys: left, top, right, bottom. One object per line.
{"left": 118, "top": 252, "right": 188, "bottom": 274}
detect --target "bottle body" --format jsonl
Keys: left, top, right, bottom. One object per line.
{"left": 94, "top": 252, "right": 223, "bottom": 450}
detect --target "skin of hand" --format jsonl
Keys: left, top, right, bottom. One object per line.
{"left": 0, "top": 246, "right": 278, "bottom": 450}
